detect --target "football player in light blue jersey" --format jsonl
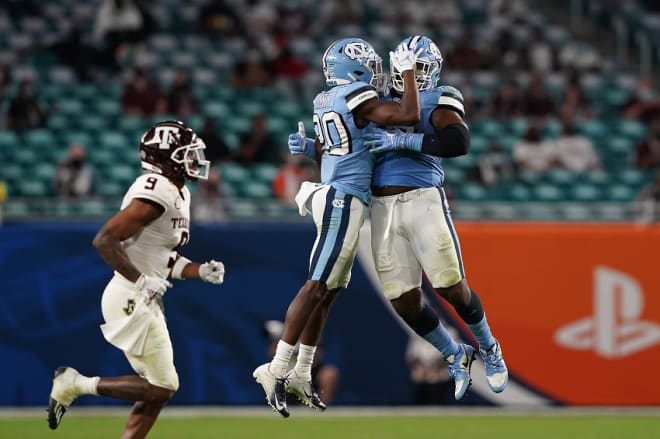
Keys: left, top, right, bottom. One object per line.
{"left": 365, "top": 35, "right": 508, "bottom": 401}
{"left": 253, "top": 37, "right": 421, "bottom": 417}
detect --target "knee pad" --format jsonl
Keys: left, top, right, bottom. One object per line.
{"left": 431, "top": 268, "right": 463, "bottom": 289}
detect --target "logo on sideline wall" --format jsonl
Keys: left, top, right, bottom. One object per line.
{"left": 555, "top": 266, "right": 660, "bottom": 358}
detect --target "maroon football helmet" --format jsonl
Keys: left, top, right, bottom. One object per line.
{"left": 139, "top": 120, "right": 210, "bottom": 181}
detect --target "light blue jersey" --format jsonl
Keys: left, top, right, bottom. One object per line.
{"left": 372, "top": 85, "right": 465, "bottom": 188}
{"left": 313, "top": 81, "right": 379, "bottom": 205}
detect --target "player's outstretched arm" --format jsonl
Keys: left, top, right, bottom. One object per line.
{"left": 170, "top": 257, "right": 225, "bottom": 284}
{"left": 366, "top": 109, "right": 470, "bottom": 157}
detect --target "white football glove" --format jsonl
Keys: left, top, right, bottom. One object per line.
{"left": 135, "top": 274, "right": 172, "bottom": 303}
{"left": 199, "top": 260, "right": 225, "bottom": 284}
{"left": 389, "top": 45, "right": 422, "bottom": 73}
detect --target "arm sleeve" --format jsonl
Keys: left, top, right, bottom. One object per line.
{"left": 420, "top": 123, "right": 470, "bottom": 158}
{"left": 345, "top": 84, "right": 379, "bottom": 111}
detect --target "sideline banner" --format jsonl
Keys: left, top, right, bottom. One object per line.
{"left": 453, "top": 223, "right": 660, "bottom": 405}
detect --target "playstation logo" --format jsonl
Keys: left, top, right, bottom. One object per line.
{"left": 555, "top": 266, "right": 660, "bottom": 358}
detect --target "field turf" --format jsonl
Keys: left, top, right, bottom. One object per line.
{"left": 2, "top": 408, "right": 659, "bottom": 439}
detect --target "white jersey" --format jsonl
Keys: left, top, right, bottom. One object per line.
{"left": 119, "top": 172, "right": 191, "bottom": 280}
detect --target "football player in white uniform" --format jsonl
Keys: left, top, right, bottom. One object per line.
{"left": 47, "top": 120, "right": 225, "bottom": 438}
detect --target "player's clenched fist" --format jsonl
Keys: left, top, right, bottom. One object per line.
{"left": 199, "top": 260, "right": 225, "bottom": 284}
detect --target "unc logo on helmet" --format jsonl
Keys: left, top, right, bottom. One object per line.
{"left": 139, "top": 120, "right": 210, "bottom": 181}
{"left": 343, "top": 42, "right": 372, "bottom": 61}
{"left": 322, "top": 38, "right": 386, "bottom": 93}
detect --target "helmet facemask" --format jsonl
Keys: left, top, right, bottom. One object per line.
{"left": 171, "top": 140, "right": 210, "bottom": 181}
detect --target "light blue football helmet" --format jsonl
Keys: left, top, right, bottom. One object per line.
{"left": 391, "top": 35, "right": 443, "bottom": 93}
{"left": 322, "top": 38, "right": 386, "bottom": 93}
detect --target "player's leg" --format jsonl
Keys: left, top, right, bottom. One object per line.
{"left": 115, "top": 311, "right": 179, "bottom": 438}
{"left": 418, "top": 187, "right": 508, "bottom": 392}
{"left": 285, "top": 187, "right": 364, "bottom": 411}
{"left": 371, "top": 192, "right": 474, "bottom": 400}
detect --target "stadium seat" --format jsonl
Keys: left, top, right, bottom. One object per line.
{"left": 251, "top": 163, "right": 279, "bottom": 184}
{"left": 570, "top": 184, "right": 602, "bottom": 202}
{"left": 240, "top": 181, "right": 273, "bottom": 199}
{"left": 608, "top": 184, "right": 636, "bottom": 202}
{"left": 507, "top": 184, "right": 532, "bottom": 202}
{"left": 534, "top": 184, "right": 565, "bottom": 202}
{"left": 460, "top": 183, "right": 489, "bottom": 201}
{"left": 226, "top": 199, "right": 260, "bottom": 218}
{"left": 16, "top": 180, "right": 50, "bottom": 197}
{"left": 221, "top": 163, "right": 250, "bottom": 183}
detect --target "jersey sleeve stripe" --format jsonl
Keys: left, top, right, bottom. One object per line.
{"left": 437, "top": 96, "right": 465, "bottom": 117}
{"left": 346, "top": 87, "right": 378, "bottom": 110}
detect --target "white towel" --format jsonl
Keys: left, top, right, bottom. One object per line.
{"left": 100, "top": 299, "right": 156, "bottom": 356}
{"left": 294, "top": 181, "right": 323, "bottom": 216}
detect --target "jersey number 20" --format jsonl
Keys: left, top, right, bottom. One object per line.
{"left": 313, "top": 111, "right": 351, "bottom": 156}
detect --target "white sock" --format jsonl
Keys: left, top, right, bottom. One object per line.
{"left": 270, "top": 340, "right": 296, "bottom": 378}
{"left": 294, "top": 344, "right": 316, "bottom": 378}
{"left": 76, "top": 375, "right": 100, "bottom": 396}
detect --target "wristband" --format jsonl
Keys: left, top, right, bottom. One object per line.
{"left": 170, "top": 256, "right": 192, "bottom": 279}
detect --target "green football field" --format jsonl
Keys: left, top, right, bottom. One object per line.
{"left": 2, "top": 407, "right": 659, "bottom": 439}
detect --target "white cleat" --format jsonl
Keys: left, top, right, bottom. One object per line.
{"left": 252, "top": 363, "right": 289, "bottom": 418}
{"left": 47, "top": 366, "right": 82, "bottom": 430}
{"left": 286, "top": 370, "right": 326, "bottom": 412}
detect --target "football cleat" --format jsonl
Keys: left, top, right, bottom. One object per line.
{"left": 480, "top": 339, "right": 508, "bottom": 393}
{"left": 286, "top": 370, "right": 327, "bottom": 412}
{"left": 47, "top": 366, "right": 81, "bottom": 430}
{"left": 447, "top": 344, "right": 476, "bottom": 401}
{"left": 252, "top": 363, "right": 289, "bottom": 418}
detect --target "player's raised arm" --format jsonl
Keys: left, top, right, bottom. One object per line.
{"left": 354, "top": 45, "right": 421, "bottom": 126}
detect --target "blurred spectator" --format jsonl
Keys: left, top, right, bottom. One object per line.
{"left": 513, "top": 122, "right": 558, "bottom": 173}
{"left": 0, "top": 180, "right": 6, "bottom": 225}
{"left": 230, "top": 49, "right": 271, "bottom": 89}
{"left": 198, "top": 0, "right": 244, "bottom": 38}
{"left": 559, "top": 72, "right": 593, "bottom": 121}
{"left": 521, "top": 72, "right": 556, "bottom": 118}
{"left": 54, "top": 144, "right": 98, "bottom": 199}
{"left": 234, "top": 113, "right": 284, "bottom": 165}
{"left": 449, "top": 28, "right": 482, "bottom": 70}
{"left": 167, "top": 70, "right": 198, "bottom": 118}
{"left": 315, "top": 0, "right": 363, "bottom": 31}
{"left": 199, "top": 117, "right": 232, "bottom": 163}
{"left": 526, "top": 27, "right": 554, "bottom": 72}
{"left": 621, "top": 80, "right": 660, "bottom": 122}
{"left": 473, "top": 142, "right": 515, "bottom": 188}
{"left": 1, "top": 0, "right": 39, "bottom": 20}
{"left": 486, "top": 79, "right": 522, "bottom": 119}
{"left": 47, "top": 23, "right": 119, "bottom": 82}
{"left": 273, "top": 44, "right": 308, "bottom": 81}
{"left": 405, "top": 333, "right": 456, "bottom": 405}
{"left": 263, "top": 320, "right": 340, "bottom": 405}
{"left": 0, "top": 61, "right": 11, "bottom": 100}
{"left": 634, "top": 170, "right": 660, "bottom": 223}
{"left": 192, "top": 167, "right": 227, "bottom": 223}
{"left": 635, "top": 116, "right": 660, "bottom": 170}
{"left": 273, "top": 155, "right": 319, "bottom": 205}
{"left": 7, "top": 79, "right": 48, "bottom": 132}
{"left": 94, "top": 0, "right": 154, "bottom": 52}
{"left": 121, "top": 66, "right": 166, "bottom": 117}
{"left": 558, "top": 30, "right": 601, "bottom": 73}
{"left": 552, "top": 118, "right": 601, "bottom": 172}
